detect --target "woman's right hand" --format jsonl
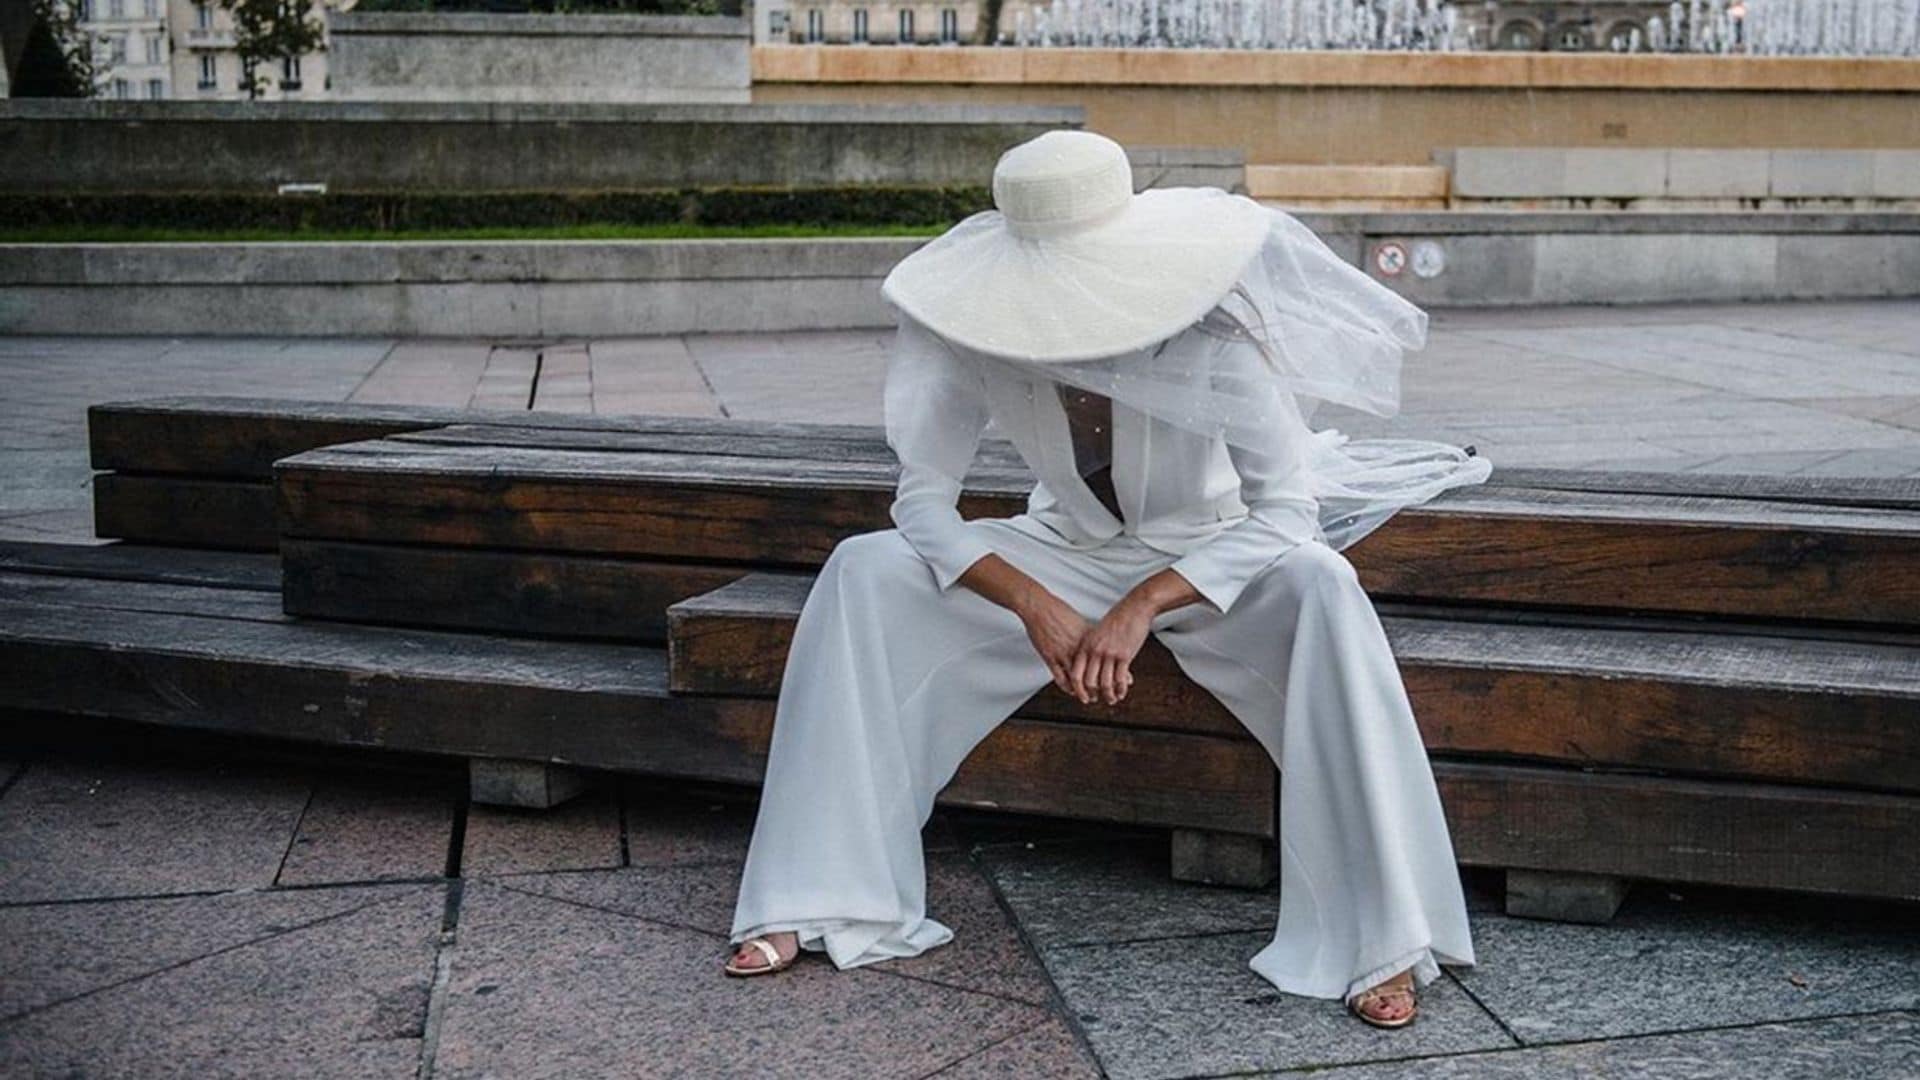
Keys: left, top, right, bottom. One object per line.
{"left": 1018, "top": 589, "right": 1094, "bottom": 702}
{"left": 955, "top": 553, "right": 1092, "bottom": 700}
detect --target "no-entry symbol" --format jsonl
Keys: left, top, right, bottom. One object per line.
{"left": 1373, "top": 241, "right": 1408, "bottom": 277}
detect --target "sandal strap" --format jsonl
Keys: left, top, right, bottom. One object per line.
{"left": 744, "top": 937, "right": 784, "bottom": 968}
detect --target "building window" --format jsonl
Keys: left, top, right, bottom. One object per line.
{"left": 77, "top": 0, "right": 92, "bottom": 20}
{"left": 145, "top": 33, "right": 161, "bottom": 63}
{"left": 198, "top": 53, "right": 216, "bottom": 89}
{"left": 109, "top": 33, "right": 127, "bottom": 63}
{"left": 144, "top": 0, "right": 158, "bottom": 15}
{"left": 898, "top": 9, "right": 914, "bottom": 42}
{"left": 108, "top": 0, "right": 123, "bottom": 17}
{"left": 939, "top": 8, "right": 958, "bottom": 43}
{"left": 147, "top": 77, "right": 164, "bottom": 98}
{"left": 281, "top": 54, "right": 302, "bottom": 90}
{"left": 805, "top": 8, "right": 822, "bottom": 42}
{"left": 113, "top": 77, "right": 129, "bottom": 98}
{"left": 196, "top": 3, "right": 211, "bottom": 30}
{"left": 852, "top": 8, "right": 868, "bottom": 43}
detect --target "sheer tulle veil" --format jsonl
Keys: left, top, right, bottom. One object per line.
{"left": 914, "top": 200, "right": 1492, "bottom": 552}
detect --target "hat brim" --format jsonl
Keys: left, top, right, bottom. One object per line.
{"left": 880, "top": 187, "right": 1271, "bottom": 364}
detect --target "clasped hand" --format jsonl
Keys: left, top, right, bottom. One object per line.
{"left": 1021, "top": 591, "right": 1152, "bottom": 706}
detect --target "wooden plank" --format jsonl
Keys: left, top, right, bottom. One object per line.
{"left": 0, "top": 540, "right": 280, "bottom": 592}
{"left": 276, "top": 437, "right": 1920, "bottom": 625}
{"left": 668, "top": 572, "right": 1920, "bottom": 794}
{"left": 386, "top": 422, "right": 1029, "bottom": 470}
{"left": 1486, "top": 467, "right": 1920, "bottom": 511}
{"left": 0, "top": 594, "right": 1271, "bottom": 838}
{"left": 86, "top": 396, "right": 932, "bottom": 479}
{"left": 1436, "top": 760, "right": 1920, "bottom": 901}
{"left": 92, "top": 474, "right": 278, "bottom": 551}
{"left": 281, "top": 538, "right": 746, "bottom": 644}
{"left": 668, "top": 571, "right": 1244, "bottom": 737}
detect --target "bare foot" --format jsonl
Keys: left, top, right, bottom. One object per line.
{"left": 725, "top": 931, "right": 800, "bottom": 974}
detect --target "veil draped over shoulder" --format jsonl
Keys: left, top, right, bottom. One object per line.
{"left": 936, "top": 202, "right": 1491, "bottom": 551}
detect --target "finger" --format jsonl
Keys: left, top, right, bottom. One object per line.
{"left": 1101, "top": 655, "right": 1122, "bottom": 705}
{"left": 1069, "top": 648, "right": 1093, "bottom": 704}
{"left": 1116, "top": 660, "right": 1133, "bottom": 702}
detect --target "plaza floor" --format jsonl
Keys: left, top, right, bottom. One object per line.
{"left": 3, "top": 297, "right": 1919, "bottom": 546}
{"left": 0, "top": 297, "right": 1917, "bottom": 1077}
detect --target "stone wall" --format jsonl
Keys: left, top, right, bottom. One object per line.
{"left": 5, "top": 213, "right": 1913, "bottom": 337}
{"left": 752, "top": 46, "right": 1920, "bottom": 166}
{"left": 331, "top": 12, "right": 752, "bottom": 104}
{"left": 0, "top": 100, "right": 1081, "bottom": 194}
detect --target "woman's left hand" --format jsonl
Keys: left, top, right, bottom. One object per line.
{"left": 1069, "top": 597, "right": 1153, "bottom": 705}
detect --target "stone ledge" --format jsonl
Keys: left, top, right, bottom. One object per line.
{"left": 0, "top": 99, "right": 1082, "bottom": 126}
{"left": 333, "top": 12, "right": 748, "bottom": 38}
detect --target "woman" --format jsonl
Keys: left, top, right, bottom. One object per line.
{"left": 721, "top": 130, "right": 1489, "bottom": 1029}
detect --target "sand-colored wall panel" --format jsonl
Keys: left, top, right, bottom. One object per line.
{"left": 752, "top": 82, "right": 1920, "bottom": 164}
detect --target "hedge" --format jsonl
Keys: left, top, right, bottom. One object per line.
{"left": 0, "top": 186, "right": 996, "bottom": 233}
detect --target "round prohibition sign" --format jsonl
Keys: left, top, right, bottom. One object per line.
{"left": 1372, "top": 241, "right": 1408, "bottom": 277}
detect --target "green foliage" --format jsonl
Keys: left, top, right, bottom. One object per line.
{"left": 217, "top": 0, "right": 327, "bottom": 100}
{"left": 0, "top": 186, "right": 995, "bottom": 234}
{"left": 14, "top": 0, "right": 96, "bottom": 98}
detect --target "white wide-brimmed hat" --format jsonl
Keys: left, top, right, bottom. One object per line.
{"left": 880, "top": 129, "right": 1270, "bottom": 364}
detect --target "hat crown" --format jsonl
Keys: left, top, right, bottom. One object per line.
{"left": 992, "top": 130, "right": 1134, "bottom": 239}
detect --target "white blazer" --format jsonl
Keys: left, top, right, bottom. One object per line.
{"left": 882, "top": 310, "right": 1322, "bottom": 615}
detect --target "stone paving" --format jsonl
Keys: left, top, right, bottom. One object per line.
{"left": 3, "top": 298, "right": 1920, "bottom": 546}
{"left": 0, "top": 721, "right": 1916, "bottom": 1079}
{"left": 2, "top": 299, "right": 1919, "bottom": 1076}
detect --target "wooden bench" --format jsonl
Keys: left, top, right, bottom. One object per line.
{"left": 31, "top": 395, "right": 1920, "bottom": 922}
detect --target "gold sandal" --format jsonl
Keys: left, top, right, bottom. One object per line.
{"left": 724, "top": 935, "right": 799, "bottom": 977}
{"left": 1348, "top": 978, "right": 1418, "bottom": 1029}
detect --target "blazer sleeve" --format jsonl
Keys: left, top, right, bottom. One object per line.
{"left": 1164, "top": 389, "right": 1323, "bottom": 615}
{"left": 882, "top": 314, "right": 998, "bottom": 592}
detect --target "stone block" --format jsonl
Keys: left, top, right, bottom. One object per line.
{"left": 1770, "top": 149, "right": 1877, "bottom": 198}
{"left": 1667, "top": 149, "right": 1771, "bottom": 198}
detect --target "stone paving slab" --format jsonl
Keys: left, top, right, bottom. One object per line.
{"left": 460, "top": 784, "right": 625, "bottom": 877}
{"left": 432, "top": 879, "right": 1053, "bottom": 1080}
{"left": 1453, "top": 880, "right": 1920, "bottom": 1043}
{"left": 0, "top": 881, "right": 430, "bottom": 1018}
{"left": 0, "top": 755, "right": 311, "bottom": 903}
{"left": 0, "top": 883, "right": 444, "bottom": 1079}
{"left": 277, "top": 774, "right": 460, "bottom": 887}
{"left": 1261, "top": 1010, "right": 1920, "bottom": 1078}
{"left": 1042, "top": 930, "right": 1515, "bottom": 1079}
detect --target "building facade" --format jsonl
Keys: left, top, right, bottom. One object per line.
{"left": 168, "top": 0, "right": 349, "bottom": 100}
{"left": 764, "top": 0, "right": 1047, "bottom": 44}
{"left": 69, "top": 0, "right": 348, "bottom": 100}
{"left": 74, "top": 0, "right": 172, "bottom": 99}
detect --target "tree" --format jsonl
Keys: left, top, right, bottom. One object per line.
{"left": 14, "top": 0, "right": 98, "bottom": 97}
{"left": 219, "top": 0, "right": 327, "bottom": 100}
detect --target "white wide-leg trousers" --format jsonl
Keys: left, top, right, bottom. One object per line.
{"left": 727, "top": 516, "right": 1477, "bottom": 1005}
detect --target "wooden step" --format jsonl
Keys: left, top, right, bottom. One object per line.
{"left": 278, "top": 429, "right": 1920, "bottom": 628}
{"left": 0, "top": 551, "right": 1271, "bottom": 839}
{"left": 667, "top": 572, "right": 1920, "bottom": 795}
{"left": 85, "top": 396, "right": 1021, "bottom": 550}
